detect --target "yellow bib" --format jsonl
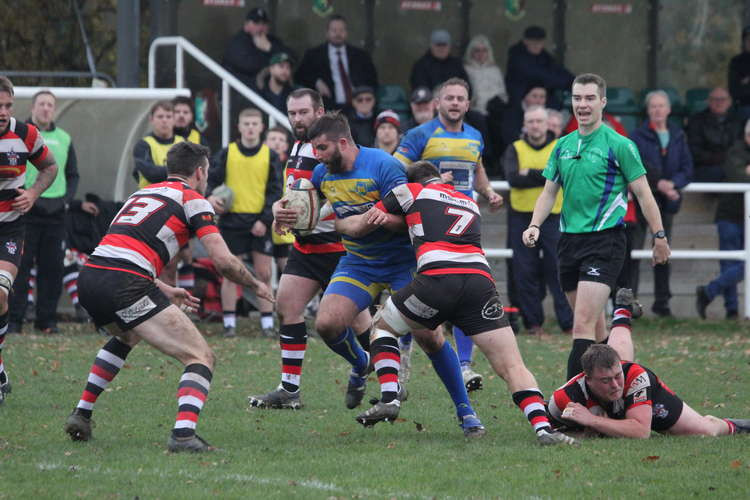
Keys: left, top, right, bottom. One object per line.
{"left": 140, "top": 135, "right": 185, "bottom": 188}
{"left": 510, "top": 139, "right": 563, "bottom": 214}
{"left": 226, "top": 142, "right": 270, "bottom": 214}
{"left": 187, "top": 128, "right": 202, "bottom": 145}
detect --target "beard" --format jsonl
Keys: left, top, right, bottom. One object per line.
{"left": 325, "top": 148, "right": 345, "bottom": 173}
{"left": 292, "top": 123, "right": 309, "bottom": 142}
{"left": 438, "top": 108, "right": 464, "bottom": 126}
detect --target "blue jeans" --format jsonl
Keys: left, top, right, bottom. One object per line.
{"left": 706, "top": 220, "right": 745, "bottom": 313}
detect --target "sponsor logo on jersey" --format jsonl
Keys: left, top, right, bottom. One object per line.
{"left": 633, "top": 388, "right": 648, "bottom": 404}
{"left": 115, "top": 295, "right": 157, "bottom": 323}
{"left": 6, "top": 149, "right": 18, "bottom": 166}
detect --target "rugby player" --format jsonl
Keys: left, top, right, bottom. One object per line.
{"left": 63, "top": 141, "right": 273, "bottom": 452}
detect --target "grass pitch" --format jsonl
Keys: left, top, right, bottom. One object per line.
{"left": 0, "top": 318, "right": 748, "bottom": 499}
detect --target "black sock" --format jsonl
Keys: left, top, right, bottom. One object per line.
{"left": 567, "top": 339, "right": 595, "bottom": 380}
{"left": 356, "top": 328, "right": 371, "bottom": 353}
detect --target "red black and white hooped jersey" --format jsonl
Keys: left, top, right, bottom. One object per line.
{"left": 548, "top": 361, "right": 680, "bottom": 430}
{"left": 284, "top": 140, "right": 343, "bottom": 254}
{"left": 0, "top": 118, "right": 50, "bottom": 222}
{"left": 87, "top": 180, "right": 219, "bottom": 279}
{"left": 376, "top": 181, "right": 491, "bottom": 279}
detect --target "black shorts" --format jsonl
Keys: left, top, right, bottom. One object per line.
{"left": 0, "top": 219, "right": 24, "bottom": 268}
{"left": 651, "top": 387, "right": 684, "bottom": 432}
{"left": 221, "top": 227, "right": 273, "bottom": 256}
{"left": 391, "top": 273, "right": 509, "bottom": 335}
{"left": 558, "top": 227, "right": 627, "bottom": 292}
{"left": 273, "top": 243, "right": 291, "bottom": 259}
{"left": 282, "top": 247, "right": 344, "bottom": 289}
{"left": 78, "top": 266, "right": 171, "bottom": 331}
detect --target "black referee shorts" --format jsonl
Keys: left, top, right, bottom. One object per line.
{"left": 557, "top": 227, "right": 627, "bottom": 292}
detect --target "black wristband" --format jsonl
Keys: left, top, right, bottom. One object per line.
{"left": 528, "top": 224, "right": 540, "bottom": 230}
{"left": 653, "top": 230, "right": 666, "bottom": 239}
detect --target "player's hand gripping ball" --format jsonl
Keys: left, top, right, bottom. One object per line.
{"left": 283, "top": 178, "right": 320, "bottom": 235}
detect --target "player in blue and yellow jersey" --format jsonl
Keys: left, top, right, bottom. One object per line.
{"left": 302, "top": 112, "right": 484, "bottom": 434}
{"left": 394, "top": 78, "right": 503, "bottom": 392}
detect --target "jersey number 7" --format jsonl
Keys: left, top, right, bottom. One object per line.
{"left": 444, "top": 207, "right": 476, "bottom": 236}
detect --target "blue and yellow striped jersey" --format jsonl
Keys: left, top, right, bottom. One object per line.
{"left": 394, "top": 117, "right": 483, "bottom": 196}
{"left": 312, "top": 147, "right": 415, "bottom": 267}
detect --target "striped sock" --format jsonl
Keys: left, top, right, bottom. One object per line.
{"left": 428, "top": 342, "right": 473, "bottom": 419}
{"left": 63, "top": 265, "right": 79, "bottom": 305}
{"left": 177, "top": 264, "right": 195, "bottom": 289}
{"left": 0, "top": 312, "right": 7, "bottom": 386}
{"left": 512, "top": 389, "right": 552, "bottom": 434}
{"left": 612, "top": 306, "right": 632, "bottom": 329}
{"left": 280, "top": 322, "right": 307, "bottom": 393}
{"left": 173, "top": 363, "right": 212, "bottom": 438}
{"left": 76, "top": 337, "right": 132, "bottom": 418}
{"left": 725, "top": 419, "right": 737, "bottom": 435}
{"left": 371, "top": 329, "right": 400, "bottom": 403}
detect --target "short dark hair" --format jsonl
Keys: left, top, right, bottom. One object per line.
{"left": 267, "top": 125, "right": 290, "bottom": 138}
{"left": 581, "top": 344, "right": 621, "bottom": 376}
{"left": 308, "top": 112, "right": 353, "bottom": 143}
{"left": 0, "top": 76, "right": 14, "bottom": 96}
{"left": 31, "top": 90, "right": 55, "bottom": 106}
{"left": 166, "top": 141, "right": 209, "bottom": 177}
{"left": 406, "top": 161, "right": 440, "bottom": 184}
{"left": 573, "top": 73, "right": 607, "bottom": 98}
{"left": 436, "top": 77, "right": 470, "bottom": 97}
{"left": 150, "top": 100, "right": 174, "bottom": 117}
{"left": 287, "top": 88, "right": 323, "bottom": 111}
{"left": 172, "top": 96, "right": 194, "bottom": 113}
{"left": 327, "top": 14, "right": 346, "bottom": 27}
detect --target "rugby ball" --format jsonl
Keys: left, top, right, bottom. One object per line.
{"left": 284, "top": 178, "right": 320, "bottom": 232}
{"left": 210, "top": 184, "right": 234, "bottom": 211}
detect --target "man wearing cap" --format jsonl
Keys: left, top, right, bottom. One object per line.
{"left": 402, "top": 87, "right": 437, "bottom": 130}
{"left": 410, "top": 30, "right": 469, "bottom": 92}
{"left": 374, "top": 110, "right": 401, "bottom": 154}
{"left": 222, "top": 6, "right": 293, "bottom": 89}
{"left": 345, "top": 86, "right": 377, "bottom": 147}
{"left": 295, "top": 14, "right": 378, "bottom": 110}
{"left": 256, "top": 52, "right": 297, "bottom": 114}
{"left": 505, "top": 26, "right": 573, "bottom": 108}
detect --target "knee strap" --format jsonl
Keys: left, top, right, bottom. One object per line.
{"left": 0, "top": 270, "right": 14, "bottom": 296}
{"left": 372, "top": 297, "right": 411, "bottom": 337}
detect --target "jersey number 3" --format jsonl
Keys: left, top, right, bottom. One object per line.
{"left": 115, "top": 196, "right": 166, "bottom": 225}
{"left": 444, "top": 207, "right": 476, "bottom": 236}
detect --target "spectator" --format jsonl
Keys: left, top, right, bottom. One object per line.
{"left": 222, "top": 7, "right": 291, "bottom": 89}
{"left": 630, "top": 90, "right": 693, "bottom": 317}
{"left": 132, "top": 101, "right": 184, "bottom": 188}
{"left": 256, "top": 51, "right": 296, "bottom": 114}
{"left": 373, "top": 110, "right": 401, "bottom": 154}
{"left": 687, "top": 87, "right": 743, "bottom": 182}
{"left": 495, "top": 84, "right": 547, "bottom": 157}
{"left": 173, "top": 96, "right": 210, "bottom": 148}
{"left": 8, "top": 90, "right": 79, "bottom": 334}
{"left": 463, "top": 34, "right": 508, "bottom": 115}
{"left": 728, "top": 26, "right": 750, "bottom": 121}
{"left": 264, "top": 126, "right": 294, "bottom": 277}
{"left": 505, "top": 26, "right": 574, "bottom": 107}
{"left": 547, "top": 108, "right": 564, "bottom": 137}
{"left": 295, "top": 14, "right": 378, "bottom": 110}
{"left": 402, "top": 86, "right": 436, "bottom": 130}
{"left": 503, "top": 106, "right": 572, "bottom": 335}
{"left": 345, "top": 86, "right": 377, "bottom": 147}
{"left": 409, "top": 29, "right": 469, "bottom": 92}
{"left": 695, "top": 119, "right": 750, "bottom": 320}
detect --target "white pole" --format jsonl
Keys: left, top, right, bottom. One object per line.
{"left": 176, "top": 45, "right": 184, "bottom": 89}
{"left": 222, "top": 80, "right": 230, "bottom": 148}
{"left": 745, "top": 191, "right": 750, "bottom": 319}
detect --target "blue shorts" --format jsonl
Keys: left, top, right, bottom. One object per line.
{"left": 324, "top": 254, "right": 415, "bottom": 311}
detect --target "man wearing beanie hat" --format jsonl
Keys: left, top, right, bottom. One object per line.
{"left": 374, "top": 110, "right": 401, "bottom": 154}
{"left": 409, "top": 29, "right": 469, "bottom": 92}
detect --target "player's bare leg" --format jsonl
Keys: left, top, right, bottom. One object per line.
{"left": 220, "top": 275, "right": 239, "bottom": 337}
{"left": 665, "top": 403, "right": 737, "bottom": 437}
{"left": 251, "top": 250, "right": 275, "bottom": 336}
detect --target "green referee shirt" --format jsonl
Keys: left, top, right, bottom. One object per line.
{"left": 543, "top": 124, "right": 646, "bottom": 233}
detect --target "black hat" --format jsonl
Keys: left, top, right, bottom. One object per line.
{"left": 410, "top": 87, "right": 433, "bottom": 104}
{"left": 246, "top": 7, "right": 270, "bottom": 23}
{"left": 523, "top": 26, "right": 546, "bottom": 40}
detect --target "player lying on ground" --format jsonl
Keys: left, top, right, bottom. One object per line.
{"left": 336, "top": 160, "right": 577, "bottom": 445}
{"left": 63, "top": 142, "right": 274, "bottom": 453}
{"left": 548, "top": 343, "right": 749, "bottom": 438}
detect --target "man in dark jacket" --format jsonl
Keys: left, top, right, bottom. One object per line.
{"left": 687, "top": 87, "right": 743, "bottom": 182}
{"left": 345, "top": 86, "right": 376, "bottom": 147}
{"left": 728, "top": 26, "right": 750, "bottom": 121}
{"left": 256, "top": 52, "right": 296, "bottom": 114}
{"left": 696, "top": 119, "right": 750, "bottom": 319}
{"left": 505, "top": 26, "right": 574, "bottom": 108}
{"left": 409, "top": 30, "right": 468, "bottom": 92}
{"left": 295, "top": 14, "right": 378, "bottom": 110}
{"left": 630, "top": 90, "right": 693, "bottom": 317}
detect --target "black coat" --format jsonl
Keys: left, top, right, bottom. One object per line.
{"left": 686, "top": 109, "right": 744, "bottom": 170}
{"left": 222, "top": 31, "right": 292, "bottom": 88}
{"left": 504, "top": 41, "right": 574, "bottom": 106}
{"left": 409, "top": 51, "right": 468, "bottom": 92}
{"left": 729, "top": 52, "right": 750, "bottom": 107}
{"left": 716, "top": 139, "right": 750, "bottom": 223}
{"left": 295, "top": 43, "right": 378, "bottom": 100}
{"left": 345, "top": 109, "right": 375, "bottom": 148}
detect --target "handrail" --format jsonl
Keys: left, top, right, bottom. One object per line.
{"left": 13, "top": 87, "right": 189, "bottom": 100}
{"left": 3, "top": 70, "right": 116, "bottom": 88}
{"left": 147, "top": 36, "right": 291, "bottom": 146}
{"left": 489, "top": 181, "right": 750, "bottom": 318}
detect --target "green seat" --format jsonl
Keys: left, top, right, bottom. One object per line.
{"left": 376, "top": 84, "right": 409, "bottom": 113}
{"left": 685, "top": 87, "right": 710, "bottom": 116}
{"left": 606, "top": 87, "right": 638, "bottom": 115}
{"left": 552, "top": 88, "right": 572, "bottom": 109}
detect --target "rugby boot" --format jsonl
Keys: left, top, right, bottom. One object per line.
{"left": 0, "top": 380, "right": 10, "bottom": 404}
{"left": 345, "top": 352, "right": 372, "bottom": 409}
{"left": 536, "top": 428, "right": 579, "bottom": 446}
{"left": 223, "top": 326, "right": 237, "bottom": 338}
{"left": 167, "top": 433, "right": 216, "bottom": 453}
{"left": 248, "top": 385, "right": 303, "bottom": 409}
{"left": 355, "top": 400, "right": 400, "bottom": 427}
{"left": 727, "top": 418, "right": 750, "bottom": 434}
{"left": 64, "top": 409, "right": 94, "bottom": 441}
{"left": 459, "top": 414, "right": 486, "bottom": 438}
{"left": 461, "top": 365, "right": 483, "bottom": 392}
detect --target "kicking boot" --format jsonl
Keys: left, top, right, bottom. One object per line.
{"left": 167, "top": 433, "right": 216, "bottom": 453}
{"left": 615, "top": 287, "right": 642, "bottom": 319}
{"left": 248, "top": 385, "right": 303, "bottom": 409}
{"left": 345, "top": 353, "right": 371, "bottom": 409}
{"left": 537, "top": 428, "right": 579, "bottom": 446}
{"left": 64, "top": 409, "right": 94, "bottom": 441}
{"left": 461, "top": 365, "right": 483, "bottom": 392}
{"left": 0, "top": 380, "right": 10, "bottom": 404}
{"left": 356, "top": 400, "right": 400, "bottom": 427}
{"left": 727, "top": 418, "right": 750, "bottom": 434}
{"left": 223, "top": 326, "right": 237, "bottom": 338}
{"left": 459, "top": 414, "right": 486, "bottom": 438}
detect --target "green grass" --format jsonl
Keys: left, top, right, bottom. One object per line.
{"left": 1, "top": 318, "right": 748, "bottom": 499}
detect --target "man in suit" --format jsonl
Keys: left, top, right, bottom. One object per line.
{"left": 295, "top": 14, "right": 378, "bottom": 110}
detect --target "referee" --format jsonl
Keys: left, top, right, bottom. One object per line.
{"left": 523, "top": 73, "right": 670, "bottom": 379}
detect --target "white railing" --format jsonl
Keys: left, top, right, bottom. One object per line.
{"left": 489, "top": 181, "right": 750, "bottom": 318}
{"left": 147, "top": 36, "right": 291, "bottom": 147}
{"left": 13, "top": 87, "right": 190, "bottom": 100}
